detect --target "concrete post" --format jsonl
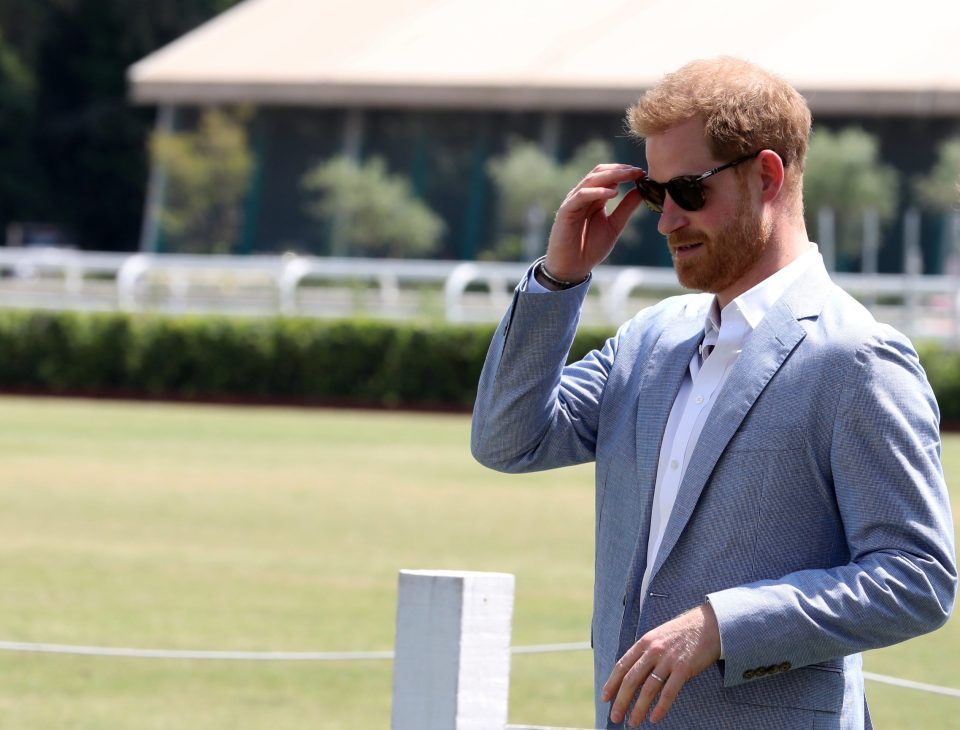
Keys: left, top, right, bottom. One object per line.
{"left": 391, "top": 570, "right": 515, "bottom": 730}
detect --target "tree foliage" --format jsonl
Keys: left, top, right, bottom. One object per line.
{"left": 301, "top": 156, "right": 445, "bottom": 258}
{"left": 0, "top": 0, "right": 244, "bottom": 249}
{"left": 150, "top": 107, "right": 254, "bottom": 254}
{"left": 0, "top": 28, "right": 38, "bottom": 226}
{"left": 803, "top": 127, "right": 899, "bottom": 220}
{"left": 484, "top": 138, "right": 641, "bottom": 261}
{"left": 486, "top": 140, "right": 605, "bottom": 225}
{"left": 803, "top": 127, "right": 899, "bottom": 257}
{"left": 914, "top": 137, "right": 960, "bottom": 210}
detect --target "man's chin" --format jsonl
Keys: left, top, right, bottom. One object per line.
{"left": 673, "top": 264, "right": 732, "bottom": 295}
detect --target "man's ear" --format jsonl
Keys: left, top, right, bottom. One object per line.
{"left": 757, "top": 149, "right": 785, "bottom": 203}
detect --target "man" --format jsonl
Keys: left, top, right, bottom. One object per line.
{"left": 471, "top": 57, "right": 956, "bottom": 729}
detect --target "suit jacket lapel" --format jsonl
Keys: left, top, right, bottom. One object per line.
{"left": 647, "top": 266, "right": 832, "bottom": 582}
{"left": 619, "top": 303, "right": 705, "bottom": 619}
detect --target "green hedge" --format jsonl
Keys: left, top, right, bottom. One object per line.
{"left": 914, "top": 342, "right": 960, "bottom": 425}
{"left": 0, "top": 310, "right": 514, "bottom": 409}
{"left": 0, "top": 310, "right": 957, "bottom": 422}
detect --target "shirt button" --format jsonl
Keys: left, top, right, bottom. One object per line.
{"left": 670, "top": 460, "right": 679, "bottom": 470}
{"left": 695, "top": 395, "right": 705, "bottom": 404}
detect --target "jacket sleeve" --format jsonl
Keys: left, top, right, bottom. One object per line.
{"left": 707, "top": 332, "right": 958, "bottom": 686}
{"left": 471, "top": 265, "right": 623, "bottom": 474}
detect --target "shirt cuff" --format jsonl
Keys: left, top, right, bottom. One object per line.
{"left": 526, "top": 268, "right": 553, "bottom": 293}
{"left": 707, "top": 596, "right": 725, "bottom": 660}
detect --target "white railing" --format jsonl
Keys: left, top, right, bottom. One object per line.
{"left": 1, "top": 247, "right": 959, "bottom": 342}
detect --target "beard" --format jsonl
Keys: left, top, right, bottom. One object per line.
{"left": 667, "top": 191, "right": 772, "bottom": 295}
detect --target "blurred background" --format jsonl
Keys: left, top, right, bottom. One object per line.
{"left": 1, "top": 0, "right": 958, "bottom": 266}
{"left": 0, "top": 1, "right": 958, "bottom": 728}
{"left": 1, "top": 0, "right": 959, "bottom": 336}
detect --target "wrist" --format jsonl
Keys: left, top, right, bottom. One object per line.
{"left": 535, "top": 260, "right": 589, "bottom": 291}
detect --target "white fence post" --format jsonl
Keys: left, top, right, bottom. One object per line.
{"left": 391, "top": 569, "right": 515, "bottom": 730}
{"left": 903, "top": 207, "right": 923, "bottom": 333}
{"left": 817, "top": 207, "right": 836, "bottom": 272}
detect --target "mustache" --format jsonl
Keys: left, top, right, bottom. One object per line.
{"left": 667, "top": 231, "right": 709, "bottom": 247}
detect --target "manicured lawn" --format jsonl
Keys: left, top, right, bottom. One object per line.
{"left": 0, "top": 397, "right": 955, "bottom": 728}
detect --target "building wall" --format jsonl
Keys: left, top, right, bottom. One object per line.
{"left": 244, "top": 105, "right": 960, "bottom": 271}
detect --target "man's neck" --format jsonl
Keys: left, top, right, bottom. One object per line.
{"left": 716, "top": 213, "right": 810, "bottom": 305}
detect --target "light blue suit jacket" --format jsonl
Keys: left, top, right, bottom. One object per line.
{"left": 472, "top": 262, "right": 957, "bottom": 729}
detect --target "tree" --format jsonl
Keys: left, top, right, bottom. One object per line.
{"left": 485, "top": 138, "right": 646, "bottom": 261}
{"left": 0, "top": 0, "right": 245, "bottom": 249}
{"left": 803, "top": 127, "right": 899, "bottom": 259}
{"left": 301, "top": 156, "right": 445, "bottom": 258}
{"left": 914, "top": 137, "right": 960, "bottom": 211}
{"left": 150, "top": 107, "right": 254, "bottom": 254}
{"left": 0, "top": 29, "right": 39, "bottom": 231}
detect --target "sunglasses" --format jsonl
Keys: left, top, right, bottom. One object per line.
{"left": 634, "top": 150, "right": 761, "bottom": 213}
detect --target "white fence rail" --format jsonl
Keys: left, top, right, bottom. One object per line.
{"left": 1, "top": 247, "right": 960, "bottom": 342}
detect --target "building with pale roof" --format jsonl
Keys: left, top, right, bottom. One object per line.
{"left": 129, "top": 0, "right": 960, "bottom": 268}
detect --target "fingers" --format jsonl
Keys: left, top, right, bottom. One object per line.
{"left": 557, "top": 186, "right": 619, "bottom": 218}
{"left": 649, "top": 672, "right": 684, "bottom": 724}
{"left": 610, "top": 657, "right": 683, "bottom": 727}
{"left": 577, "top": 163, "right": 645, "bottom": 188}
{"left": 601, "top": 605, "right": 721, "bottom": 725}
{"left": 606, "top": 186, "right": 644, "bottom": 234}
{"left": 600, "top": 638, "right": 645, "bottom": 702}
{"left": 619, "top": 659, "right": 662, "bottom": 726}
{"left": 545, "top": 163, "right": 646, "bottom": 281}
{"left": 558, "top": 165, "right": 644, "bottom": 216}
{"left": 602, "top": 642, "right": 659, "bottom": 726}
{"left": 627, "top": 669, "right": 671, "bottom": 727}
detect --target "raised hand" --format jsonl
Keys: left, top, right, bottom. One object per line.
{"left": 543, "top": 164, "right": 646, "bottom": 282}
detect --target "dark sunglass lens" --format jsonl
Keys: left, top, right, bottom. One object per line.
{"left": 668, "top": 178, "right": 706, "bottom": 212}
{"left": 635, "top": 179, "right": 664, "bottom": 213}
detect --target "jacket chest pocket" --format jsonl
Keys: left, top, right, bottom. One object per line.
{"left": 717, "top": 426, "right": 841, "bottom": 578}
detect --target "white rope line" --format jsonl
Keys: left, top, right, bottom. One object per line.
{"left": 0, "top": 641, "right": 391, "bottom": 661}
{"left": 862, "top": 671, "right": 960, "bottom": 698}
{"left": 1, "top": 640, "right": 957, "bottom": 698}
{"left": 507, "top": 726, "right": 593, "bottom": 729}
{"left": 511, "top": 641, "right": 591, "bottom": 654}
{"left": 0, "top": 641, "right": 588, "bottom": 661}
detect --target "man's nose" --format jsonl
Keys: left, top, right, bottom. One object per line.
{"left": 657, "top": 195, "right": 690, "bottom": 236}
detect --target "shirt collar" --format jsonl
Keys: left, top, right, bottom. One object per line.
{"left": 703, "top": 243, "right": 823, "bottom": 346}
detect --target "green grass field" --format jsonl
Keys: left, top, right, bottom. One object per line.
{"left": 0, "top": 396, "right": 956, "bottom": 729}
